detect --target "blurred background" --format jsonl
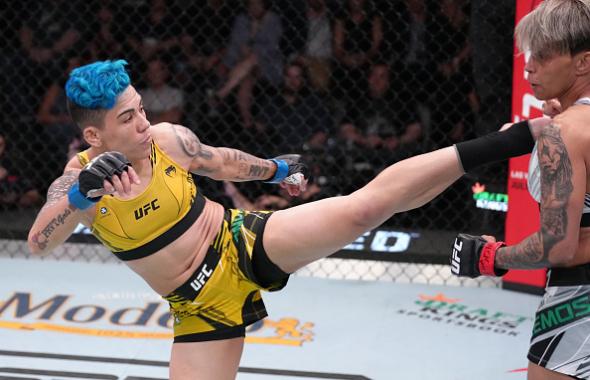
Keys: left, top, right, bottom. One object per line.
{"left": 0, "top": 0, "right": 516, "bottom": 284}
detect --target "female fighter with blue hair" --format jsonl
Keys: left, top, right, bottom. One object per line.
{"left": 28, "top": 58, "right": 545, "bottom": 379}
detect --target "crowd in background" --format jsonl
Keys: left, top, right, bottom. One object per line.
{"left": 0, "top": 0, "right": 515, "bottom": 233}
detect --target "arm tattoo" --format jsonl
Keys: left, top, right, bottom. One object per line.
{"left": 218, "top": 148, "right": 273, "bottom": 180}
{"left": 43, "top": 170, "right": 79, "bottom": 209}
{"left": 495, "top": 124, "right": 573, "bottom": 269}
{"left": 31, "top": 204, "right": 76, "bottom": 250}
{"left": 172, "top": 124, "right": 212, "bottom": 159}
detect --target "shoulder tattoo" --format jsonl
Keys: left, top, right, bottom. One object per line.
{"left": 171, "top": 124, "right": 213, "bottom": 160}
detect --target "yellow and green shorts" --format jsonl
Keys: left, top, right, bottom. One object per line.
{"left": 164, "top": 209, "right": 289, "bottom": 342}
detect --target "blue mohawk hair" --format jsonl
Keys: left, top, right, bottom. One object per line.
{"left": 65, "top": 59, "right": 130, "bottom": 110}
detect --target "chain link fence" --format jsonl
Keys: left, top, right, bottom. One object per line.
{"left": 0, "top": 0, "right": 516, "bottom": 286}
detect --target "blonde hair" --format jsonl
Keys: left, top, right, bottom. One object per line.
{"left": 515, "top": 0, "right": 590, "bottom": 59}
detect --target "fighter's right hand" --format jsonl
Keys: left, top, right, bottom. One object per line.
{"left": 68, "top": 152, "right": 139, "bottom": 209}
{"left": 450, "top": 233, "right": 508, "bottom": 278}
{"left": 542, "top": 98, "right": 562, "bottom": 118}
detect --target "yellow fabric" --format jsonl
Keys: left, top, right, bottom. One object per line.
{"left": 77, "top": 142, "right": 197, "bottom": 253}
{"left": 166, "top": 209, "right": 287, "bottom": 340}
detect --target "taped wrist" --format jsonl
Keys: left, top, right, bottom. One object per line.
{"left": 68, "top": 182, "right": 99, "bottom": 210}
{"left": 266, "top": 159, "right": 289, "bottom": 184}
{"left": 455, "top": 120, "right": 534, "bottom": 172}
{"left": 478, "top": 241, "right": 508, "bottom": 277}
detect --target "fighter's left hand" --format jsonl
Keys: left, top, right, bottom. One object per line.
{"left": 267, "top": 154, "right": 310, "bottom": 197}
{"left": 280, "top": 174, "right": 308, "bottom": 196}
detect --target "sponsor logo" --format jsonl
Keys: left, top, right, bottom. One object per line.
{"left": 532, "top": 294, "right": 590, "bottom": 337}
{"left": 134, "top": 199, "right": 160, "bottom": 220}
{"left": 451, "top": 238, "right": 462, "bottom": 275}
{"left": 472, "top": 182, "right": 508, "bottom": 212}
{"left": 165, "top": 165, "right": 176, "bottom": 177}
{"left": 246, "top": 318, "right": 314, "bottom": 346}
{"left": 189, "top": 264, "right": 213, "bottom": 292}
{"left": 0, "top": 291, "right": 314, "bottom": 346}
{"left": 100, "top": 207, "right": 108, "bottom": 215}
{"left": 344, "top": 230, "right": 419, "bottom": 253}
{"left": 397, "top": 292, "right": 532, "bottom": 336}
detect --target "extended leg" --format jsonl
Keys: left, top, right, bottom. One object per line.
{"left": 263, "top": 146, "right": 463, "bottom": 273}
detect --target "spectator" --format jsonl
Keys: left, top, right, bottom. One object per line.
{"left": 126, "top": 0, "right": 182, "bottom": 63}
{"left": 223, "top": 181, "right": 289, "bottom": 211}
{"left": 89, "top": 2, "right": 124, "bottom": 61}
{"left": 332, "top": 0, "right": 383, "bottom": 101}
{"left": 138, "top": 57, "right": 185, "bottom": 124}
{"left": 180, "top": 0, "right": 235, "bottom": 84}
{"left": 396, "top": 0, "right": 431, "bottom": 101}
{"left": 292, "top": 0, "right": 333, "bottom": 93}
{"left": 210, "top": 0, "right": 284, "bottom": 128}
{"left": 36, "top": 54, "right": 87, "bottom": 166}
{"left": 0, "top": 134, "right": 41, "bottom": 209}
{"left": 426, "top": 0, "right": 477, "bottom": 147}
{"left": 16, "top": 0, "right": 85, "bottom": 112}
{"left": 338, "top": 62, "right": 422, "bottom": 185}
{"left": 256, "top": 63, "right": 331, "bottom": 156}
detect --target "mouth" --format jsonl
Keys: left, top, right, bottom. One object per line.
{"left": 140, "top": 135, "right": 152, "bottom": 145}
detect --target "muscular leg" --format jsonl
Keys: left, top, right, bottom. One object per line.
{"left": 169, "top": 337, "right": 244, "bottom": 380}
{"left": 264, "top": 146, "right": 463, "bottom": 273}
{"left": 528, "top": 362, "right": 578, "bottom": 380}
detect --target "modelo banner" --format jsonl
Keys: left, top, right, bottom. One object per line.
{"left": 504, "top": 0, "right": 546, "bottom": 293}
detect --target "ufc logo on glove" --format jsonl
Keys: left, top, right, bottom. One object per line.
{"left": 451, "top": 239, "right": 463, "bottom": 275}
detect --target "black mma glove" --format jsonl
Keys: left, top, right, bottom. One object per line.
{"left": 67, "top": 151, "right": 131, "bottom": 209}
{"left": 266, "top": 154, "right": 310, "bottom": 185}
{"left": 450, "top": 233, "right": 508, "bottom": 278}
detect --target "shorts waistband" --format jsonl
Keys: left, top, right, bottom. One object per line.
{"left": 548, "top": 265, "right": 590, "bottom": 286}
{"left": 165, "top": 246, "right": 221, "bottom": 301}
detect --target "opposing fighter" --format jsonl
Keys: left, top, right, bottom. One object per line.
{"left": 450, "top": 1, "right": 590, "bottom": 378}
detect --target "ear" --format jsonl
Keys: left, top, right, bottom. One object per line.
{"left": 575, "top": 51, "right": 590, "bottom": 76}
{"left": 82, "top": 126, "right": 103, "bottom": 148}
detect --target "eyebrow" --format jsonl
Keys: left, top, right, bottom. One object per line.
{"left": 116, "top": 98, "right": 143, "bottom": 119}
{"left": 117, "top": 108, "right": 134, "bottom": 118}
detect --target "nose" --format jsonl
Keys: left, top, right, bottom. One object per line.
{"left": 137, "top": 111, "right": 150, "bottom": 133}
{"left": 524, "top": 56, "right": 536, "bottom": 74}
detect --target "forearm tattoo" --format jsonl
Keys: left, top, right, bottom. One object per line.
{"left": 218, "top": 148, "right": 274, "bottom": 180}
{"left": 43, "top": 170, "right": 79, "bottom": 209}
{"left": 31, "top": 204, "right": 76, "bottom": 251}
{"left": 173, "top": 124, "right": 273, "bottom": 180}
{"left": 496, "top": 124, "right": 573, "bottom": 269}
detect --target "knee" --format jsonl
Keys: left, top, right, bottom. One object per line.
{"left": 345, "top": 194, "right": 385, "bottom": 230}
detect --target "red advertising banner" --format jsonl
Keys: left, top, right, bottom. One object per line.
{"left": 504, "top": 0, "right": 546, "bottom": 291}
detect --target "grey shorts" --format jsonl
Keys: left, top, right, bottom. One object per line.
{"left": 528, "top": 284, "right": 590, "bottom": 378}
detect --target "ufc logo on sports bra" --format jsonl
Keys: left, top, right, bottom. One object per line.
{"left": 190, "top": 264, "right": 213, "bottom": 292}
{"left": 134, "top": 199, "right": 160, "bottom": 220}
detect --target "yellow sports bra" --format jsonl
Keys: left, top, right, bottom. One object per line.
{"left": 77, "top": 142, "right": 205, "bottom": 261}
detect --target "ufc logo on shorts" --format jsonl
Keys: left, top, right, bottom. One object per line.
{"left": 190, "top": 264, "right": 213, "bottom": 292}
{"left": 451, "top": 238, "right": 463, "bottom": 275}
